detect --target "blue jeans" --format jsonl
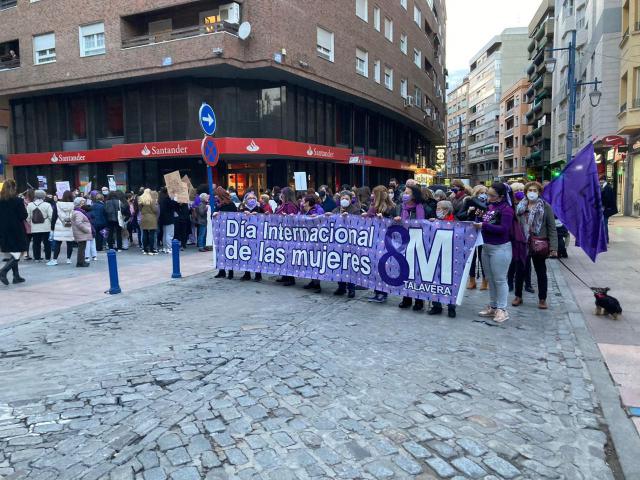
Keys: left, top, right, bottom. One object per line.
{"left": 197, "top": 225, "right": 207, "bottom": 248}
{"left": 142, "top": 230, "right": 156, "bottom": 252}
{"left": 481, "top": 242, "right": 512, "bottom": 310}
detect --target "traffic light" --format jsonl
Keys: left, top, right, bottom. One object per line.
{"left": 551, "top": 168, "right": 561, "bottom": 179}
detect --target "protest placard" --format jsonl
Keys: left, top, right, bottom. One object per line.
{"left": 164, "top": 170, "right": 189, "bottom": 203}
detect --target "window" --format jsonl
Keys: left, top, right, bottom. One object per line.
{"left": 384, "top": 66, "right": 393, "bottom": 90}
{"left": 400, "top": 79, "right": 408, "bottom": 98}
{"left": 413, "top": 5, "right": 422, "bottom": 25}
{"left": 373, "top": 7, "right": 381, "bottom": 30}
{"left": 414, "top": 86, "right": 423, "bottom": 108}
{"left": 374, "top": 60, "right": 381, "bottom": 83}
{"left": 356, "top": 48, "right": 368, "bottom": 77}
{"left": 79, "top": 22, "right": 105, "bottom": 57}
{"left": 413, "top": 49, "right": 421, "bottom": 67}
{"left": 400, "top": 0, "right": 407, "bottom": 9}
{"left": 33, "top": 32, "right": 56, "bottom": 64}
{"left": 400, "top": 34, "right": 407, "bottom": 54}
{"left": 316, "top": 27, "right": 334, "bottom": 62}
{"left": 384, "top": 17, "right": 393, "bottom": 42}
{"left": 356, "top": 0, "right": 368, "bottom": 22}
{"left": 635, "top": 67, "right": 640, "bottom": 101}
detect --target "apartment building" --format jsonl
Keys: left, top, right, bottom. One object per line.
{"left": 550, "top": 0, "right": 621, "bottom": 181}
{"left": 618, "top": 0, "right": 640, "bottom": 216}
{"left": 0, "top": 0, "right": 446, "bottom": 193}
{"left": 466, "top": 28, "right": 530, "bottom": 183}
{"left": 445, "top": 77, "right": 468, "bottom": 178}
{"left": 524, "top": 0, "right": 554, "bottom": 180}
{"left": 499, "top": 79, "right": 531, "bottom": 180}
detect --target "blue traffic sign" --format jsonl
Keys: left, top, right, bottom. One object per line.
{"left": 199, "top": 103, "right": 217, "bottom": 136}
{"left": 201, "top": 136, "right": 220, "bottom": 167}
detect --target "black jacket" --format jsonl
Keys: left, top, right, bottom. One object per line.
{"left": 216, "top": 202, "right": 238, "bottom": 213}
{"left": 0, "top": 197, "right": 28, "bottom": 253}
{"left": 601, "top": 183, "right": 618, "bottom": 217}
{"left": 159, "top": 197, "right": 179, "bottom": 226}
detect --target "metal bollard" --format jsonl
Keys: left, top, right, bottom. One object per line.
{"left": 107, "top": 249, "right": 121, "bottom": 294}
{"left": 171, "top": 239, "right": 182, "bottom": 279}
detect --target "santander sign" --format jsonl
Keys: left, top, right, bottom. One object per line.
{"left": 50, "top": 152, "right": 86, "bottom": 164}
{"left": 306, "top": 145, "right": 335, "bottom": 158}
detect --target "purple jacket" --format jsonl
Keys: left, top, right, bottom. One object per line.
{"left": 306, "top": 204, "right": 324, "bottom": 216}
{"left": 481, "top": 201, "right": 513, "bottom": 245}
{"left": 276, "top": 201, "right": 299, "bottom": 215}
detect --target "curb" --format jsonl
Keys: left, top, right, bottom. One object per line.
{"left": 550, "top": 260, "right": 640, "bottom": 479}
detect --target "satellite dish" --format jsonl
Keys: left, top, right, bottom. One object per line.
{"left": 238, "top": 22, "right": 251, "bottom": 40}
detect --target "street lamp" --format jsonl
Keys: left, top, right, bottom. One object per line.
{"left": 546, "top": 30, "right": 603, "bottom": 164}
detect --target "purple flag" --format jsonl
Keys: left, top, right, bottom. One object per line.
{"left": 542, "top": 142, "right": 607, "bottom": 262}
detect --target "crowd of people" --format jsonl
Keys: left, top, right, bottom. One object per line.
{"left": 0, "top": 175, "right": 569, "bottom": 324}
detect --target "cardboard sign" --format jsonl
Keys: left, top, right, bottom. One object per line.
{"left": 107, "top": 175, "right": 117, "bottom": 192}
{"left": 294, "top": 172, "right": 307, "bottom": 191}
{"left": 37, "top": 176, "right": 48, "bottom": 190}
{"left": 164, "top": 170, "right": 189, "bottom": 204}
{"left": 55, "top": 181, "right": 70, "bottom": 199}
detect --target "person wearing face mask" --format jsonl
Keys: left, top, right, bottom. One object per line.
{"left": 449, "top": 180, "right": 470, "bottom": 218}
{"left": 507, "top": 182, "right": 533, "bottom": 294}
{"left": 395, "top": 185, "right": 428, "bottom": 312}
{"left": 388, "top": 178, "right": 401, "bottom": 204}
{"left": 213, "top": 186, "right": 238, "bottom": 279}
{"left": 275, "top": 187, "right": 300, "bottom": 286}
{"left": 301, "top": 195, "right": 324, "bottom": 293}
{"left": 319, "top": 185, "right": 337, "bottom": 213}
{"left": 364, "top": 186, "right": 399, "bottom": 304}
{"left": 238, "top": 192, "right": 264, "bottom": 281}
{"left": 329, "top": 191, "right": 361, "bottom": 298}
{"left": 462, "top": 185, "right": 489, "bottom": 290}
{"left": 427, "top": 201, "right": 457, "bottom": 318}
{"left": 512, "top": 181, "right": 557, "bottom": 310}
{"left": 473, "top": 182, "right": 514, "bottom": 323}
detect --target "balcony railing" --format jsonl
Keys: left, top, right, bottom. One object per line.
{"left": 503, "top": 148, "right": 514, "bottom": 157}
{"left": 0, "top": 57, "right": 19, "bottom": 71}
{"left": 621, "top": 27, "right": 630, "bottom": 46}
{"left": 620, "top": 102, "right": 628, "bottom": 114}
{"left": 122, "top": 22, "right": 238, "bottom": 49}
{"left": 504, "top": 127, "right": 514, "bottom": 138}
{"left": 633, "top": 98, "right": 640, "bottom": 109}
{"left": 0, "top": 0, "right": 17, "bottom": 10}
{"left": 503, "top": 167, "right": 513, "bottom": 174}
{"left": 505, "top": 107, "right": 515, "bottom": 118}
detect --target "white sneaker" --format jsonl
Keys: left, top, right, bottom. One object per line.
{"left": 66, "top": 259, "right": 72, "bottom": 264}
{"left": 46, "top": 259, "right": 58, "bottom": 266}
{"left": 142, "top": 251, "right": 148, "bottom": 255}
{"left": 92, "top": 256, "right": 97, "bottom": 261}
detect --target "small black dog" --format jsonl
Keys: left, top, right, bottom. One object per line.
{"left": 592, "top": 287, "right": 622, "bottom": 320}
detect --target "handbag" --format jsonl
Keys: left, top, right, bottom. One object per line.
{"left": 117, "top": 200, "right": 125, "bottom": 228}
{"left": 529, "top": 235, "right": 550, "bottom": 257}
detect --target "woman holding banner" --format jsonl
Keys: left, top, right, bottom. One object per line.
{"left": 365, "top": 186, "right": 398, "bottom": 304}
{"left": 475, "top": 183, "right": 514, "bottom": 324}
{"left": 331, "top": 190, "right": 361, "bottom": 298}
{"left": 396, "top": 185, "right": 430, "bottom": 312}
{"left": 275, "top": 187, "right": 299, "bottom": 287}
{"left": 301, "top": 195, "right": 324, "bottom": 293}
{"left": 239, "top": 192, "right": 264, "bottom": 281}
{"left": 213, "top": 187, "right": 238, "bottom": 280}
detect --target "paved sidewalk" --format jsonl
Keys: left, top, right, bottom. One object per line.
{"left": 0, "top": 260, "right": 622, "bottom": 479}
{"left": 1, "top": 247, "right": 214, "bottom": 327}
{"left": 559, "top": 216, "right": 640, "bottom": 437}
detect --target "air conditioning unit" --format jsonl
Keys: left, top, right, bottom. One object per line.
{"left": 220, "top": 2, "right": 241, "bottom": 24}
{"left": 404, "top": 96, "right": 414, "bottom": 108}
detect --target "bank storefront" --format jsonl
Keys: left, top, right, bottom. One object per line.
{"left": 9, "top": 138, "right": 417, "bottom": 195}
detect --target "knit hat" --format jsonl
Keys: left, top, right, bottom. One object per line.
{"left": 73, "top": 197, "right": 85, "bottom": 207}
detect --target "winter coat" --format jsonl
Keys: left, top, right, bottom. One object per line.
{"left": 90, "top": 201, "right": 107, "bottom": 227}
{"left": 515, "top": 200, "right": 558, "bottom": 252}
{"left": 27, "top": 200, "right": 53, "bottom": 234}
{"left": 53, "top": 202, "right": 75, "bottom": 242}
{"left": 215, "top": 202, "right": 238, "bottom": 213}
{"left": 140, "top": 203, "right": 159, "bottom": 230}
{"left": 321, "top": 196, "right": 337, "bottom": 213}
{"left": 104, "top": 198, "right": 122, "bottom": 223}
{"left": 332, "top": 203, "right": 361, "bottom": 215}
{"left": 159, "top": 197, "right": 179, "bottom": 226}
{"left": 0, "top": 197, "right": 28, "bottom": 253}
{"left": 194, "top": 203, "right": 209, "bottom": 225}
{"left": 71, "top": 209, "right": 94, "bottom": 242}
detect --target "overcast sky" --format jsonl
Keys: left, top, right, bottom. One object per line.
{"left": 446, "top": 0, "right": 541, "bottom": 73}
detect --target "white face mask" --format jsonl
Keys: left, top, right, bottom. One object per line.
{"left": 527, "top": 192, "right": 539, "bottom": 201}
{"left": 436, "top": 210, "right": 446, "bottom": 219}
{"left": 340, "top": 199, "right": 350, "bottom": 208}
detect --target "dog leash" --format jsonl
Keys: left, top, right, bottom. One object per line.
{"left": 557, "top": 258, "right": 593, "bottom": 289}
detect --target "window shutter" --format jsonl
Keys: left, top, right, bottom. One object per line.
{"left": 34, "top": 33, "right": 55, "bottom": 51}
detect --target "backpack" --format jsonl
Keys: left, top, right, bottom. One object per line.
{"left": 31, "top": 204, "right": 45, "bottom": 224}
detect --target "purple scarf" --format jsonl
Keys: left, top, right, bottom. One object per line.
{"left": 401, "top": 202, "right": 425, "bottom": 221}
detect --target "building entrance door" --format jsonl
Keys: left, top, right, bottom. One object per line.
{"left": 227, "top": 162, "right": 266, "bottom": 196}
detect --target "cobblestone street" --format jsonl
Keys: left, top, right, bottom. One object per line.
{"left": 0, "top": 263, "right": 618, "bottom": 479}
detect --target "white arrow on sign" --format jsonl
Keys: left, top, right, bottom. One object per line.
{"left": 203, "top": 114, "right": 214, "bottom": 126}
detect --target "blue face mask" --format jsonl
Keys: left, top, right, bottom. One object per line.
{"left": 478, "top": 194, "right": 488, "bottom": 202}
{"left": 246, "top": 198, "right": 257, "bottom": 209}
{"left": 402, "top": 194, "right": 411, "bottom": 203}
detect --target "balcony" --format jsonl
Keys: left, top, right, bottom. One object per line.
{"left": 504, "top": 127, "right": 514, "bottom": 138}
{"left": 121, "top": 0, "right": 241, "bottom": 49}
{"left": 503, "top": 148, "right": 514, "bottom": 158}
{"left": 0, "top": 0, "right": 16, "bottom": 10}
{"left": 505, "top": 106, "right": 515, "bottom": 119}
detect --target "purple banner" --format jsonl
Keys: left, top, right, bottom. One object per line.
{"left": 212, "top": 213, "right": 479, "bottom": 305}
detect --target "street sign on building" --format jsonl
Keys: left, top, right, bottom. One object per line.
{"left": 199, "top": 103, "right": 217, "bottom": 136}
